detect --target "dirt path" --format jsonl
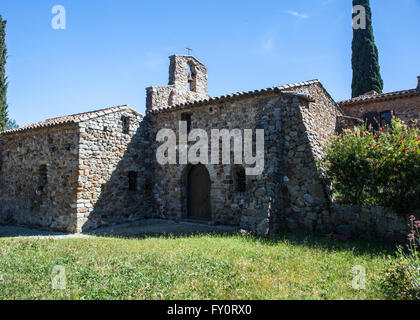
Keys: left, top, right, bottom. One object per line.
{"left": 0, "top": 225, "right": 90, "bottom": 239}
{"left": 0, "top": 219, "right": 238, "bottom": 239}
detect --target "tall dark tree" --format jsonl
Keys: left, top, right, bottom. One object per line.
{"left": 351, "top": 0, "right": 383, "bottom": 98}
{"left": 0, "top": 15, "right": 7, "bottom": 131}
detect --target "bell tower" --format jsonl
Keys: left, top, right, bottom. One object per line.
{"left": 168, "top": 55, "right": 208, "bottom": 95}
{"left": 146, "top": 55, "right": 209, "bottom": 113}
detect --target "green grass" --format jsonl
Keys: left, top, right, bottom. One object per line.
{"left": 0, "top": 232, "right": 396, "bottom": 300}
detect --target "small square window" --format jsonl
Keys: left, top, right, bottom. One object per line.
{"left": 187, "top": 62, "right": 197, "bottom": 92}
{"left": 181, "top": 113, "right": 192, "bottom": 134}
{"left": 128, "top": 171, "right": 137, "bottom": 191}
{"left": 362, "top": 112, "right": 380, "bottom": 131}
{"left": 233, "top": 165, "right": 246, "bottom": 192}
{"left": 380, "top": 110, "right": 393, "bottom": 127}
{"left": 122, "top": 116, "right": 130, "bottom": 134}
{"left": 38, "top": 164, "right": 48, "bottom": 194}
{"left": 144, "top": 178, "right": 152, "bottom": 192}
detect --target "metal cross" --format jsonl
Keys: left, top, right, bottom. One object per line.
{"left": 186, "top": 47, "right": 193, "bottom": 55}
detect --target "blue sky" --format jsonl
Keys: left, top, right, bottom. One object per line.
{"left": 1, "top": 0, "right": 419, "bottom": 126}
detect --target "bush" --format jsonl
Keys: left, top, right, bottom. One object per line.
{"left": 380, "top": 216, "right": 420, "bottom": 300}
{"left": 321, "top": 117, "right": 420, "bottom": 213}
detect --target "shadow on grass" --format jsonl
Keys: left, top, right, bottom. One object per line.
{"left": 1, "top": 219, "right": 397, "bottom": 258}
{"left": 89, "top": 222, "right": 397, "bottom": 258}
{"left": 0, "top": 225, "right": 69, "bottom": 238}
{"left": 256, "top": 231, "right": 397, "bottom": 257}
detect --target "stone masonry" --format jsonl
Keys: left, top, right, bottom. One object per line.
{"left": 146, "top": 55, "right": 209, "bottom": 112}
{"left": 339, "top": 77, "right": 420, "bottom": 126}
{"left": 147, "top": 80, "right": 342, "bottom": 234}
{"left": 0, "top": 55, "right": 415, "bottom": 240}
{"left": 0, "top": 123, "right": 79, "bottom": 231}
{"left": 0, "top": 106, "right": 154, "bottom": 232}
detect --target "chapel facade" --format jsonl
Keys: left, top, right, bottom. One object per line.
{"left": 0, "top": 55, "right": 363, "bottom": 234}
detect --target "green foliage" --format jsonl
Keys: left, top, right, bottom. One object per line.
{"left": 0, "top": 232, "right": 394, "bottom": 299}
{"left": 321, "top": 117, "right": 420, "bottom": 213}
{"left": 351, "top": 0, "right": 383, "bottom": 97}
{"left": 0, "top": 15, "right": 7, "bottom": 131}
{"left": 6, "top": 118, "right": 18, "bottom": 129}
{"left": 379, "top": 216, "right": 420, "bottom": 300}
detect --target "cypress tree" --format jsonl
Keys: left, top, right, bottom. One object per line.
{"left": 351, "top": 0, "right": 383, "bottom": 98}
{"left": 0, "top": 15, "right": 7, "bottom": 131}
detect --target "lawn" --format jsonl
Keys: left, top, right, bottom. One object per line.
{"left": 0, "top": 232, "right": 396, "bottom": 300}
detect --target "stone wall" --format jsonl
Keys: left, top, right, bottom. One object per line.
{"left": 0, "top": 124, "right": 79, "bottom": 232}
{"left": 340, "top": 95, "right": 420, "bottom": 125}
{"left": 150, "top": 82, "right": 342, "bottom": 234}
{"left": 0, "top": 107, "right": 156, "bottom": 233}
{"left": 1, "top": 51, "right": 413, "bottom": 242}
{"left": 0, "top": 137, "right": 3, "bottom": 180}
{"left": 75, "top": 108, "right": 154, "bottom": 232}
{"left": 275, "top": 83, "right": 343, "bottom": 233}
{"left": 146, "top": 85, "right": 174, "bottom": 113}
{"left": 146, "top": 55, "right": 209, "bottom": 112}
{"left": 168, "top": 55, "right": 208, "bottom": 97}
{"left": 336, "top": 115, "right": 364, "bottom": 133}
{"left": 151, "top": 94, "right": 282, "bottom": 233}
{"left": 330, "top": 204, "right": 408, "bottom": 241}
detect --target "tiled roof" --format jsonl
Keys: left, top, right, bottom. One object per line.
{"left": 149, "top": 80, "right": 322, "bottom": 114}
{"left": 1, "top": 105, "right": 139, "bottom": 135}
{"left": 339, "top": 88, "right": 420, "bottom": 106}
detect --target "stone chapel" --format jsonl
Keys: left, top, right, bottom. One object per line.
{"left": 0, "top": 55, "right": 361, "bottom": 234}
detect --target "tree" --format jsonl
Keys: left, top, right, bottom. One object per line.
{"left": 351, "top": 0, "right": 383, "bottom": 98}
{"left": 0, "top": 15, "right": 7, "bottom": 131}
{"left": 321, "top": 118, "right": 420, "bottom": 214}
{"left": 6, "top": 118, "right": 18, "bottom": 130}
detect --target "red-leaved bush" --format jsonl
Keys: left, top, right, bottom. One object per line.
{"left": 321, "top": 117, "right": 419, "bottom": 214}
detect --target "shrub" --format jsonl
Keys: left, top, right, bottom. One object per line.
{"left": 320, "top": 117, "right": 420, "bottom": 213}
{"left": 380, "top": 215, "right": 420, "bottom": 300}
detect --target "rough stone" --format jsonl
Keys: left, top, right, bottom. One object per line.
{"left": 0, "top": 55, "right": 413, "bottom": 241}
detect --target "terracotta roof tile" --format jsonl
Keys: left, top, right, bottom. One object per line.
{"left": 149, "top": 80, "right": 321, "bottom": 114}
{"left": 1, "top": 105, "right": 140, "bottom": 135}
{"left": 339, "top": 89, "right": 420, "bottom": 106}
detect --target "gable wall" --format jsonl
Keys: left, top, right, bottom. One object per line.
{"left": 277, "top": 83, "right": 342, "bottom": 232}
{"left": 149, "top": 84, "right": 342, "bottom": 233}
{"left": 146, "top": 56, "right": 209, "bottom": 112}
{"left": 75, "top": 109, "right": 154, "bottom": 232}
{"left": 340, "top": 95, "right": 420, "bottom": 125}
{"left": 150, "top": 94, "right": 287, "bottom": 233}
{"left": 288, "top": 83, "right": 343, "bottom": 158}
{"left": 0, "top": 124, "right": 79, "bottom": 232}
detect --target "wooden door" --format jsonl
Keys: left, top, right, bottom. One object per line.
{"left": 188, "top": 164, "right": 211, "bottom": 220}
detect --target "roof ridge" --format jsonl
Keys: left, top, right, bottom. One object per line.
{"left": 1, "top": 104, "right": 140, "bottom": 135}
{"left": 43, "top": 105, "right": 131, "bottom": 121}
{"left": 149, "top": 79, "right": 320, "bottom": 114}
{"left": 339, "top": 88, "right": 420, "bottom": 105}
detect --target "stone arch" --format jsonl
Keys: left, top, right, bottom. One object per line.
{"left": 187, "top": 61, "right": 197, "bottom": 92}
{"left": 181, "top": 164, "right": 211, "bottom": 220}
{"left": 181, "top": 164, "right": 192, "bottom": 218}
{"left": 232, "top": 164, "right": 246, "bottom": 192}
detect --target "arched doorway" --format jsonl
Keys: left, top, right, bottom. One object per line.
{"left": 187, "top": 164, "right": 211, "bottom": 220}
